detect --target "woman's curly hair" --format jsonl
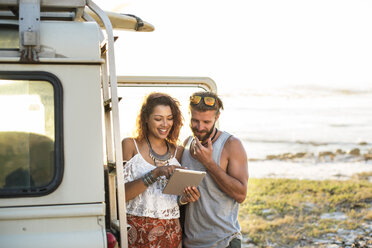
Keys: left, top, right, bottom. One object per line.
{"left": 135, "top": 92, "right": 183, "bottom": 146}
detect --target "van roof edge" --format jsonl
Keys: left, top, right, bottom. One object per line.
{"left": 0, "top": 0, "right": 86, "bottom": 9}
{"left": 0, "top": 1, "right": 155, "bottom": 32}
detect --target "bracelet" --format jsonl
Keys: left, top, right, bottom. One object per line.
{"left": 142, "top": 176, "right": 150, "bottom": 187}
{"left": 178, "top": 196, "right": 188, "bottom": 205}
{"left": 142, "top": 171, "right": 157, "bottom": 187}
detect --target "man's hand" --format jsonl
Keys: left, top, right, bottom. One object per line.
{"left": 192, "top": 135, "right": 248, "bottom": 203}
{"left": 193, "top": 137, "right": 214, "bottom": 168}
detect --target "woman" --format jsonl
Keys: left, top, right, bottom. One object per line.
{"left": 122, "top": 92, "right": 200, "bottom": 248}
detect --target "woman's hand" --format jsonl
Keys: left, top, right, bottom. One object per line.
{"left": 153, "top": 165, "right": 180, "bottom": 179}
{"left": 180, "top": 186, "right": 200, "bottom": 204}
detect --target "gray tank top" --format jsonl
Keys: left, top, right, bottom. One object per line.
{"left": 182, "top": 131, "right": 242, "bottom": 248}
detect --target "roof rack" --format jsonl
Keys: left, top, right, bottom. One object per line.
{"left": 0, "top": 0, "right": 86, "bottom": 21}
{"left": 0, "top": 0, "right": 154, "bottom": 31}
{"left": 0, "top": 0, "right": 154, "bottom": 63}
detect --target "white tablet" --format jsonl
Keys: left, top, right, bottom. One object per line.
{"left": 162, "top": 168, "right": 206, "bottom": 195}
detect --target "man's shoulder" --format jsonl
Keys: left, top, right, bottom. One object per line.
{"left": 182, "top": 136, "right": 193, "bottom": 147}
{"left": 222, "top": 132, "right": 244, "bottom": 151}
{"left": 221, "top": 131, "right": 238, "bottom": 143}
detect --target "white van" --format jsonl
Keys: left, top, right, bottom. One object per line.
{"left": 0, "top": 1, "right": 216, "bottom": 248}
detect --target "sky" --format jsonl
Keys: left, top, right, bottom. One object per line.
{"left": 93, "top": 0, "right": 372, "bottom": 93}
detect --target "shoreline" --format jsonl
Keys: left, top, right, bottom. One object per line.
{"left": 249, "top": 160, "right": 372, "bottom": 182}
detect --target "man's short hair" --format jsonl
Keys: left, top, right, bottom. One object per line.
{"left": 189, "top": 91, "right": 224, "bottom": 114}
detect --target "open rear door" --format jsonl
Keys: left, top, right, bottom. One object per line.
{"left": 103, "top": 76, "right": 216, "bottom": 247}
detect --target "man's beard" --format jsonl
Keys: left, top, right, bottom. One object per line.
{"left": 192, "top": 123, "right": 216, "bottom": 144}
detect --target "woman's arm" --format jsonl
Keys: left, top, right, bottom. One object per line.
{"left": 122, "top": 138, "right": 148, "bottom": 202}
{"left": 122, "top": 138, "right": 182, "bottom": 201}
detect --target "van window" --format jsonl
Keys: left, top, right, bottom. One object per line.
{"left": 0, "top": 72, "right": 63, "bottom": 197}
{"left": 0, "top": 24, "right": 19, "bottom": 49}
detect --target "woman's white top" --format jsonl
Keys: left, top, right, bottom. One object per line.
{"left": 124, "top": 139, "right": 180, "bottom": 219}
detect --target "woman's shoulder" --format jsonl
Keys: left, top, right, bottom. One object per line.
{"left": 122, "top": 137, "right": 135, "bottom": 149}
{"left": 122, "top": 137, "right": 138, "bottom": 161}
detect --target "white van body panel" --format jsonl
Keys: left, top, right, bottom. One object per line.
{"left": 0, "top": 203, "right": 106, "bottom": 248}
{"left": 39, "top": 21, "right": 101, "bottom": 60}
{"left": 0, "top": 64, "right": 105, "bottom": 207}
{"left": 0, "top": 62, "right": 106, "bottom": 247}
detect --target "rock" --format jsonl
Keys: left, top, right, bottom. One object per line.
{"left": 351, "top": 235, "right": 372, "bottom": 248}
{"left": 280, "top": 153, "right": 292, "bottom": 160}
{"left": 261, "top": 208, "right": 274, "bottom": 214}
{"left": 336, "top": 149, "right": 346, "bottom": 154}
{"left": 242, "top": 235, "right": 254, "bottom": 244}
{"left": 266, "top": 155, "right": 278, "bottom": 160}
{"left": 293, "top": 152, "right": 307, "bottom": 158}
{"left": 358, "top": 142, "right": 368, "bottom": 145}
{"left": 313, "top": 238, "right": 333, "bottom": 245}
{"left": 320, "top": 212, "right": 347, "bottom": 221}
{"left": 319, "top": 151, "right": 334, "bottom": 156}
{"left": 327, "top": 244, "right": 340, "bottom": 248}
{"left": 266, "top": 214, "right": 275, "bottom": 220}
{"left": 248, "top": 158, "right": 260, "bottom": 162}
{"left": 349, "top": 148, "right": 360, "bottom": 156}
{"left": 364, "top": 154, "right": 372, "bottom": 160}
{"left": 304, "top": 202, "right": 316, "bottom": 210}
{"left": 319, "top": 151, "right": 335, "bottom": 162}
{"left": 241, "top": 244, "right": 256, "bottom": 248}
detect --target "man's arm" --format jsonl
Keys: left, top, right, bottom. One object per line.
{"left": 194, "top": 136, "right": 248, "bottom": 203}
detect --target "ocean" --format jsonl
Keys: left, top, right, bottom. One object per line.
{"left": 118, "top": 84, "right": 372, "bottom": 181}
{"left": 219, "top": 85, "right": 372, "bottom": 180}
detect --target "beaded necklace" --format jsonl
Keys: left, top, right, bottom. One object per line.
{"left": 145, "top": 136, "right": 172, "bottom": 167}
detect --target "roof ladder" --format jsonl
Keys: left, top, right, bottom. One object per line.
{"left": 86, "top": 1, "right": 128, "bottom": 247}
{"left": 19, "top": 0, "right": 40, "bottom": 63}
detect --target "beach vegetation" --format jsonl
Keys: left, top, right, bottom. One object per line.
{"left": 239, "top": 172, "right": 372, "bottom": 247}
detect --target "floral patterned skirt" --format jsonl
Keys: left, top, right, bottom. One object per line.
{"left": 127, "top": 214, "right": 182, "bottom": 248}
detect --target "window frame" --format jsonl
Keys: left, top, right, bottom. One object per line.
{"left": 0, "top": 71, "right": 64, "bottom": 197}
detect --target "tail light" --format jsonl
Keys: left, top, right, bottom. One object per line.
{"left": 107, "top": 231, "right": 117, "bottom": 248}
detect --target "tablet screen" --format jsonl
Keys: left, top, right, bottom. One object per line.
{"left": 162, "top": 168, "right": 206, "bottom": 195}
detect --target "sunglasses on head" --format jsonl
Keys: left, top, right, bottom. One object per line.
{"left": 190, "top": 95, "right": 216, "bottom": 107}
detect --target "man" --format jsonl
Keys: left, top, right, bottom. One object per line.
{"left": 181, "top": 91, "right": 249, "bottom": 248}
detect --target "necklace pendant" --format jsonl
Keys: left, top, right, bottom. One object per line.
{"left": 146, "top": 136, "right": 172, "bottom": 166}
{"left": 156, "top": 160, "right": 168, "bottom": 167}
